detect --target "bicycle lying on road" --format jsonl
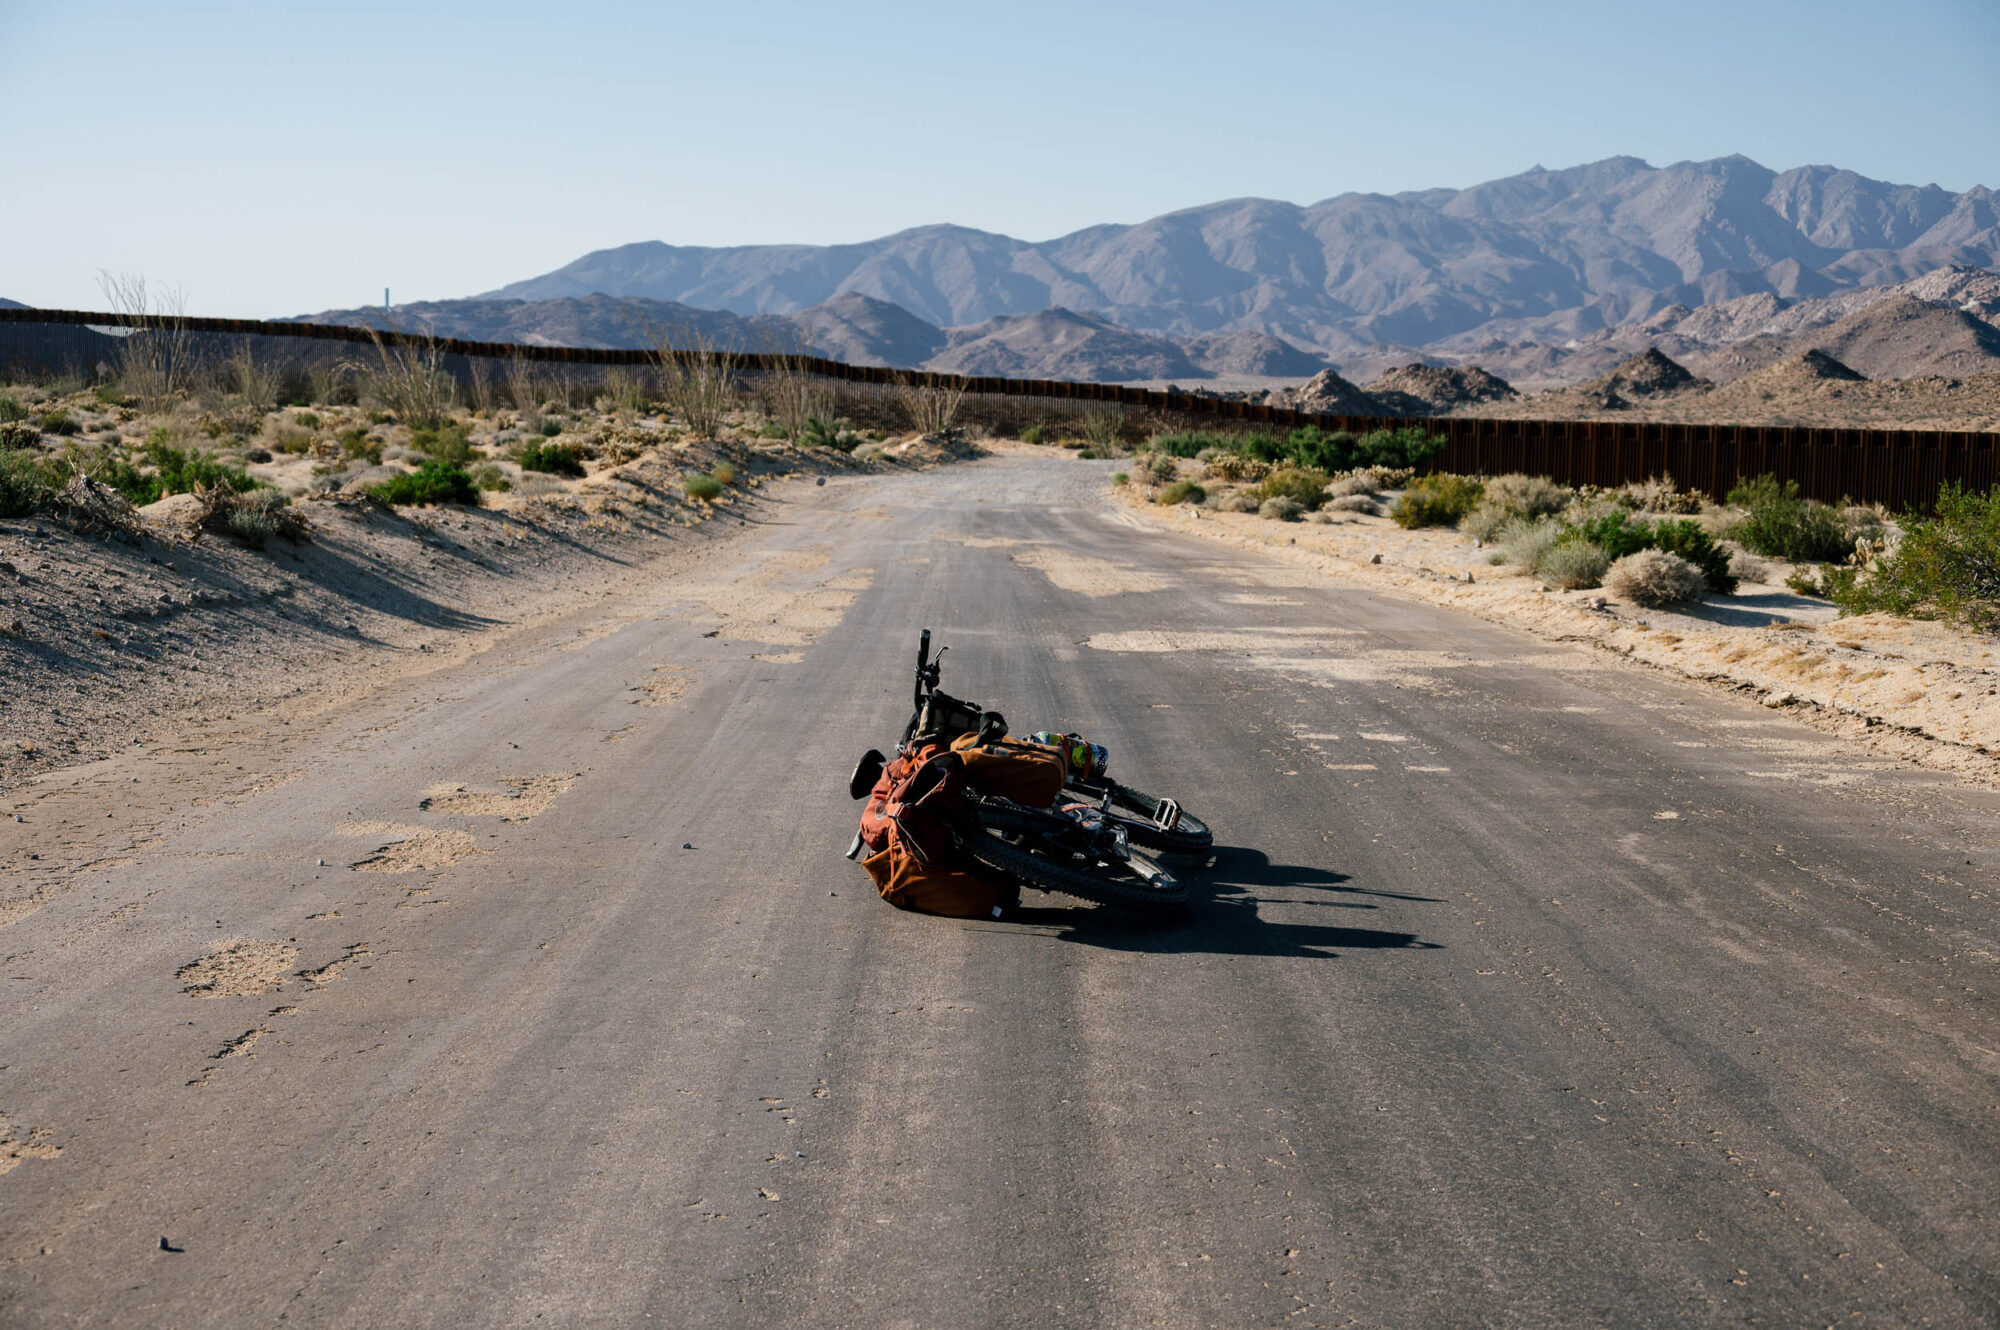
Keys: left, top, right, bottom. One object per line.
{"left": 846, "top": 630, "right": 1210, "bottom": 915}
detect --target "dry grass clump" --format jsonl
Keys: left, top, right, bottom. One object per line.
{"left": 1327, "top": 494, "right": 1381, "bottom": 515}
{"left": 1462, "top": 473, "right": 1569, "bottom": 539}
{"left": 1495, "top": 516, "right": 1565, "bottom": 571}
{"left": 98, "top": 271, "right": 194, "bottom": 410}
{"left": 364, "top": 329, "right": 456, "bottom": 431}
{"left": 759, "top": 345, "right": 832, "bottom": 443}
{"left": 1604, "top": 549, "right": 1707, "bottom": 605}
{"left": 648, "top": 326, "right": 739, "bottom": 439}
{"left": 1155, "top": 480, "right": 1205, "bottom": 506}
{"left": 1538, "top": 541, "right": 1610, "bottom": 589}
{"left": 1259, "top": 495, "right": 1305, "bottom": 521}
{"left": 892, "top": 371, "right": 968, "bottom": 437}
{"left": 1213, "top": 488, "right": 1261, "bottom": 513}
{"left": 1132, "top": 452, "right": 1178, "bottom": 486}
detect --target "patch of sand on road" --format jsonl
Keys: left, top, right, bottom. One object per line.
{"left": 343, "top": 823, "right": 483, "bottom": 874}
{"left": 1011, "top": 549, "right": 1169, "bottom": 597}
{"left": 1086, "top": 629, "right": 1359, "bottom": 653}
{"left": 635, "top": 665, "right": 691, "bottom": 706}
{"left": 298, "top": 941, "right": 370, "bottom": 987}
{"left": 0, "top": 1118, "right": 62, "bottom": 1174}
{"left": 177, "top": 938, "right": 300, "bottom": 996}
{"left": 682, "top": 547, "right": 876, "bottom": 646}
{"left": 420, "top": 772, "right": 577, "bottom": 822}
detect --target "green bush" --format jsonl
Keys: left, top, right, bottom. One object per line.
{"left": 0, "top": 446, "right": 56, "bottom": 517}
{"left": 1357, "top": 426, "right": 1446, "bottom": 469}
{"left": 412, "top": 423, "right": 474, "bottom": 467}
{"left": 146, "top": 438, "right": 259, "bottom": 496}
{"left": 1151, "top": 429, "right": 1237, "bottom": 459}
{"left": 1111, "top": 471, "right": 1129, "bottom": 486}
{"left": 93, "top": 385, "right": 126, "bottom": 407}
{"left": 1257, "top": 466, "right": 1331, "bottom": 511}
{"left": 1018, "top": 424, "right": 1046, "bottom": 446}
{"left": 1726, "top": 475, "right": 1852, "bottom": 563}
{"left": 1155, "top": 479, "right": 1205, "bottom": 506}
{"left": 37, "top": 408, "right": 79, "bottom": 437}
{"left": 1393, "top": 473, "right": 1484, "bottom": 528}
{"left": 470, "top": 462, "right": 512, "bottom": 492}
{"left": 0, "top": 394, "right": 27, "bottom": 422}
{"left": 1540, "top": 540, "right": 1610, "bottom": 589}
{"left": 1828, "top": 481, "right": 2000, "bottom": 630}
{"left": 1645, "top": 518, "right": 1737, "bottom": 594}
{"left": 293, "top": 410, "right": 321, "bottom": 429}
{"left": 367, "top": 461, "right": 480, "bottom": 506}
{"left": 338, "top": 427, "right": 383, "bottom": 465}
{"left": 538, "top": 418, "right": 564, "bottom": 437}
{"left": 77, "top": 450, "right": 161, "bottom": 506}
{"left": 684, "top": 473, "right": 723, "bottom": 502}
{"left": 517, "top": 441, "right": 586, "bottom": 477}
{"left": 800, "top": 415, "right": 858, "bottom": 452}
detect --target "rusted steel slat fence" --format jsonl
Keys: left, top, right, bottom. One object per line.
{"left": 5, "top": 307, "right": 1996, "bottom": 510}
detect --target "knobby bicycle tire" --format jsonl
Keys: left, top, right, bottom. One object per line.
{"left": 1100, "top": 783, "right": 1213, "bottom": 855}
{"left": 963, "top": 829, "right": 1189, "bottom": 915}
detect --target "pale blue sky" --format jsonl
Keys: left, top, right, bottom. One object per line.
{"left": 3, "top": 0, "right": 1995, "bottom": 317}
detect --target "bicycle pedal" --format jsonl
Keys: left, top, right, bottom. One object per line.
{"left": 1153, "top": 798, "right": 1182, "bottom": 832}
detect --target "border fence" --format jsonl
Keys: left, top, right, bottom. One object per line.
{"left": 4, "top": 307, "right": 1995, "bottom": 511}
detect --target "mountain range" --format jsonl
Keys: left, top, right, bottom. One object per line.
{"left": 479, "top": 155, "right": 1998, "bottom": 375}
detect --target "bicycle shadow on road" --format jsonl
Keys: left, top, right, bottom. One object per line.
{"left": 1001, "top": 845, "right": 1443, "bottom": 960}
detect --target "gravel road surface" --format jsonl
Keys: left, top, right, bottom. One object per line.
{"left": 4, "top": 452, "right": 1997, "bottom": 1327}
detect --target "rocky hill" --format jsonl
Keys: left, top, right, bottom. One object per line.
{"left": 482, "top": 156, "right": 1999, "bottom": 362}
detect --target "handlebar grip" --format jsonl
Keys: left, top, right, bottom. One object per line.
{"left": 917, "top": 628, "right": 931, "bottom": 674}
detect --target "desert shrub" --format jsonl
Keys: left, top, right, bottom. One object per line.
{"left": 1726, "top": 475, "right": 1853, "bottom": 563}
{"left": 1019, "top": 424, "right": 1046, "bottom": 446}
{"left": 1327, "top": 494, "right": 1381, "bottom": 515}
{"left": 1259, "top": 495, "right": 1306, "bottom": 522}
{"left": 266, "top": 423, "right": 315, "bottom": 455}
{"left": 800, "top": 415, "right": 858, "bottom": 452}
{"left": 1604, "top": 549, "right": 1706, "bottom": 606}
{"left": 1618, "top": 474, "right": 1704, "bottom": 514}
{"left": 223, "top": 490, "right": 291, "bottom": 549}
{"left": 338, "top": 427, "right": 383, "bottom": 465}
{"left": 1216, "top": 489, "right": 1261, "bottom": 513}
{"left": 1393, "top": 473, "right": 1484, "bottom": 528}
{"left": 1284, "top": 426, "right": 1358, "bottom": 473}
{"left": 1825, "top": 481, "right": 2000, "bottom": 630}
{"left": 1470, "top": 473, "right": 1569, "bottom": 532}
{"left": 0, "top": 446, "right": 56, "bottom": 517}
{"left": 1728, "top": 546, "right": 1774, "bottom": 585}
{"left": 76, "top": 450, "right": 161, "bottom": 506}
{"left": 470, "top": 462, "right": 512, "bottom": 492}
{"left": 1133, "top": 452, "right": 1178, "bottom": 485}
{"left": 1155, "top": 479, "right": 1205, "bottom": 506}
{"left": 1111, "top": 471, "right": 1128, "bottom": 486}
{"left": 1567, "top": 509, "right": 1653, "bottom": 561}
{"left": 517, "top": 441, "right": 586, "bottom": 477}
{"left": 711, "top": 460, "right": 739, "bottom": 485}
{"left": 146, "top": 438, "right": 259, "bottom": 496}
{"left": 412, "top": 422, "right": 473, "bottom": 467}
{"left": 1203, "top": 452, "right": 1268, "bottom": 483}
{"left": 1151, "top": 429, "right": 1231, "bottom": 459}
{"left": 1539, "top": 540, "right": 1610, "bottom": 589}
{"left": 368, "top": 460, "right": 479, "bottom": 506}
{"left": 37, "top": 409, "right": 79, "bottom": 437}
{"left": 1257, "top": 466, "right": 1331, "bottom": 511}
{"left": 1356, "top": 426, "right": 1445, "bottom": 469}
{"left": 684, "top": 473, "right": 723, "bottom": 502}
{"left": 1495, "top": 516, "right": 1565, "bottom": 571}
{"left": 0, "top": 420, "right": 40, "bottom": 449}
{"left": 1325, "top": 472, "right": 1379, "bottom": 499}
{"left": 1644, "top": 519, "right": 1737, "bottom": 594}
{"left": 0, "top": 395, "right": 26, "bottom": 422}
{"left": 293, "top": 410, "right": 321, "bottom": 429}
{"left": 538, "top": 417, "right": 564, "bottom": 437}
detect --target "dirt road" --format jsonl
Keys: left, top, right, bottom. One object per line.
{"left": 4, "top": 452, "right": 1997, "bottom": 1327}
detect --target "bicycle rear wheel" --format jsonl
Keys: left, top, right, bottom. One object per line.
{"left": 964, "top": 829, "right": 1189, "bottom": 916}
